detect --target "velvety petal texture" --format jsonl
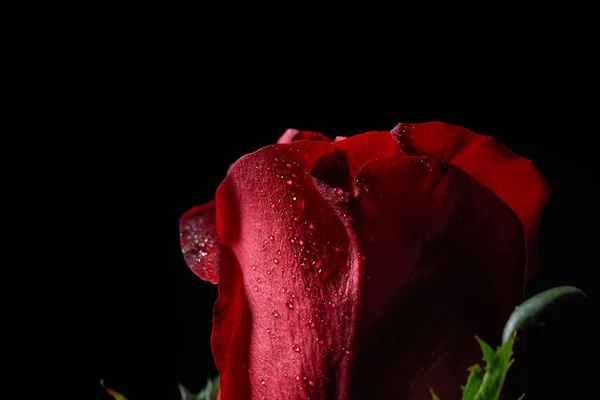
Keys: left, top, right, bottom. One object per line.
{"left": 180, "top": 122, "right": 550, "bottom": 400}
{"left": 391, "top": 122, "right": 551, "bottom": 281}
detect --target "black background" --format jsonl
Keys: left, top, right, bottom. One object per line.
{"left": 25, "top": 45, "right": 596, "bottom": 399}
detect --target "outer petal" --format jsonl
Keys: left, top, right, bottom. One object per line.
{"left": 215, "top": 140, "right": 353, "bottom": 399}
{"left": 278, "top": 128, "right": 331, "bottom": 143}
{"left": 179, "top": 200, "right": 222, "bottom": 284}
{"left": 345, "top": 156, "right": 526, "bottom": 399}
{"left": 391, "top": 122, "right": 550, "bottom": 281}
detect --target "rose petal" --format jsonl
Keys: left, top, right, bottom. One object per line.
{"left": 311, "top": 131, "right": 400, "bottom": 195}
{"left": 215, "top": 140, "right": 360, "bottom": 399}
{"left": 278, "top": 128, "right": 331, "bottom": 144}
{"left": 179, "top": 200, "right": 222, "bottom": 284}
{"left": 342, "top": 156, "right": 525, "bottom": 399}
{"left": 391, "top": 122, "right": 550, "bottom": 281}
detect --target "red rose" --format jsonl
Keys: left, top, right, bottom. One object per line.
{"left": 180, "top": 122, "right": 550, "bottom": 399}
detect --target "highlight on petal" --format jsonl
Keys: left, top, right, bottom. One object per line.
{"left": 391, "top": 121, "right": 551, "bottom": 281}
{"left": 179, "top": 200, "right": 223, "bottom": 284}
{"left": 343, "top": 156, "right": 526, "bottom": 399}
{"left": 277, "top": 128, "right": 331, "bottom": 143}
{"left": 214, "top": 140, "right": 360, "bottom": 399}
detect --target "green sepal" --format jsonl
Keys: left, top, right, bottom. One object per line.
{"left": 178, "top": 375, "right": 220, "bottom": 400}
{"left": 461, "top": 364, "right": 484, "bottom": 400}
{"left": 431, "top": 334, "right": 517, "bottom": 400}
{"left": 472, "top": 333, "right": 515, "bottom": 400}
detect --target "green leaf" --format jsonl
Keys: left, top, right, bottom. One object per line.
{"left": 431, "top": 335, "right": 515, "bottom": 400}
{"left": 472, "top": 333, "right": 515, "bottom": 400}
{"left": 502, "top": 285, "right": 587, "bottom": 344}
{"left": 461, "top": 364, "right": 484, "bottom": 400}
{"left": 178, "top": 375, "right": 220, "bottom": 400}
{"left": 430, "top": 388, "right": 441, "bottom": 400}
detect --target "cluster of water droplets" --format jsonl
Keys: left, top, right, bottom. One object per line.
{"left": 179, "top": 209, "right": 221, "bottom": 282}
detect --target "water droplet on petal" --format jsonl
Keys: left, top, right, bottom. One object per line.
{"left": 273, "top": 310, "right": 280, "bottom": 318}
{"left": 268, "top": 234, "right": 274, "bottom": 241}
{"left": 285, "top": 300, "right": 293, "bottom": 309}
{"left": 260, "top": 379, "right": 266, "bottom": 385}
{"left": 273, "top": 258, "right": 279, "bottom": 264}
{"left": 334, "top": 187, "right": 344, "bottom": 196}
{"left": 292, "top": 344, "right": 301, "bottom": 353}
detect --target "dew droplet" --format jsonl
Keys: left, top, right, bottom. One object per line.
{"left": 260, "top": 379, "right": 266, "bottom": 386}
{"left": 334, "top": 187, "right": 344, "bottom": 196}
{"left": 273, "top": 310, "right": 280, "bottom": 318}
{"left": 266, "top": 269, "right": 272, "bottom": 275}
{"left": 309, "top": 319, "right": 316, "bottom": 328}
{"left": 292, "top": 344, "right": 301, "bottom": 353}
{"left": 286, "top": 179, "right": 294, "bottom": 186}
{"left": 285, "top": 300, "right": 293, "bottom": 309}
{"left": 273, "top": 258, "right": 279, "bottom": 264}
{"left": 280, "top": 287, "right": 286, "bottom": 293}
{"left": 266, "top": 328, "right": 271, "bottom": 333}
{"left": 268, "top": 234, "right": 274, "bottom": 241}
{"left": 256, "top": 277, "right": 262, "bottom": 283}
{"left": 253, "top": 286, "right": 259, "bottom": 291}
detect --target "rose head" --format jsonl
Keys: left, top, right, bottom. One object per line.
{"left": 179, "top": 122, "right": 550, "bottom": 400}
